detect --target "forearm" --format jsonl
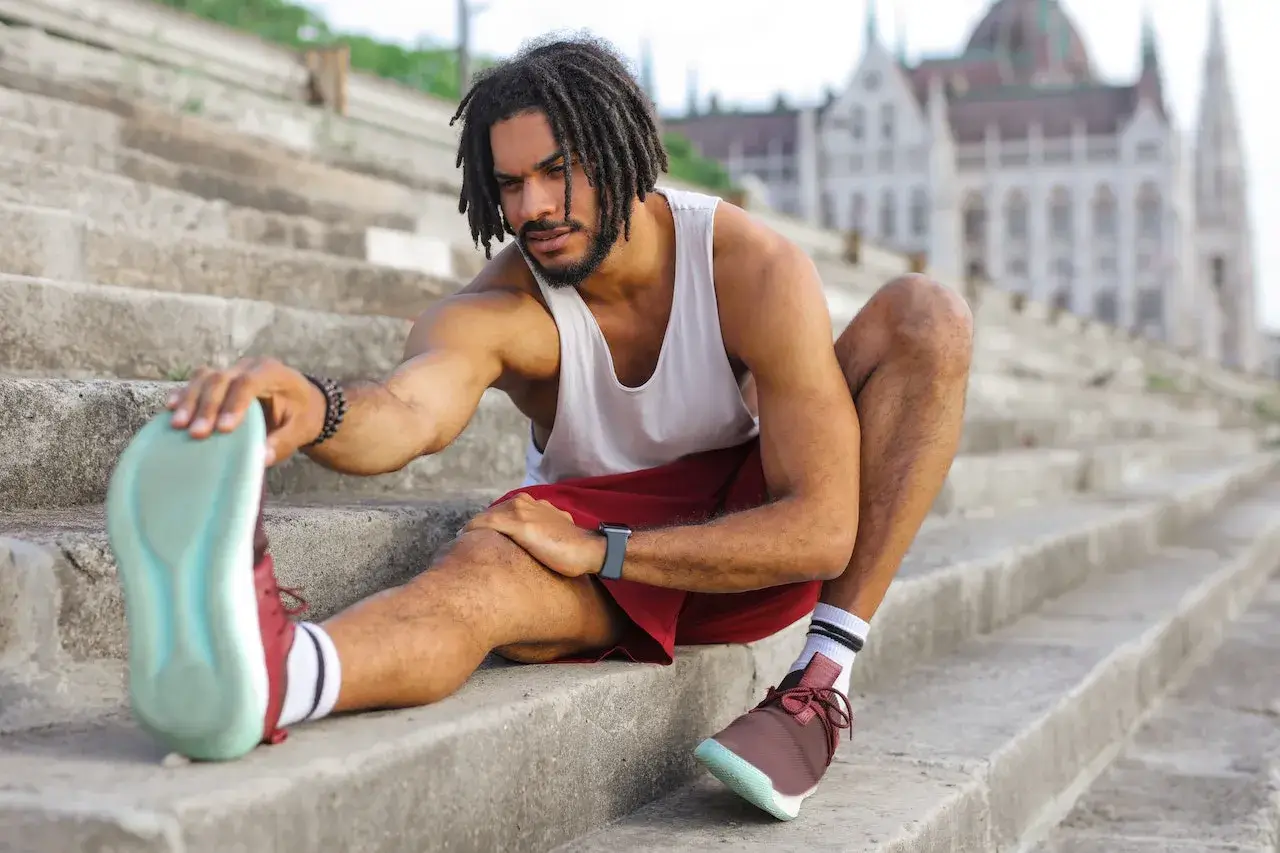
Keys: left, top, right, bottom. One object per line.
{"left": 302, "top": 380, "right": 435, "bottom": 475}
{"left": 618, "top": 496, "right": 857, "bottom": 594}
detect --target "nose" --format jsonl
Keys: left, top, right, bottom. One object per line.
{"left": 518, "top": 177, "right": 559, "bottom": 225}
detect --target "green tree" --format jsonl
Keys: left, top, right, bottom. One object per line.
{"left": 152, "top": 0, "right": 733, "bottom": 190}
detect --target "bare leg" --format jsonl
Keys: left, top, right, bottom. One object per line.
{"left": 824, "top": 274, "right": 974, "bottom": 620}
{"left": 320, "top": 530, "right": 626, "bottom": 712}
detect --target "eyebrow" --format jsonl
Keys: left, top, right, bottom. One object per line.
{"left": 494, "top": 152, "right": 565, "bottom": 181}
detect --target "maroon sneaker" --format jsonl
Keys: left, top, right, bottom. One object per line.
{"left": 692, "top": 653, "right": 852, "bottom": 820}
{"left": 107, "top": 402, "right": 306, "bottom": 761}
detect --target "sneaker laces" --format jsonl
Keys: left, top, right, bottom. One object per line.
{"left": 255, "top": 555, "right": 309, "bottom": 627}
{"left": 759, "top": 683, "right": 854, "bottom": 759}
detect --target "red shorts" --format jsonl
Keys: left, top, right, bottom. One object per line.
{"left": 489, "top": 439, "right": 821, "bottom": 664}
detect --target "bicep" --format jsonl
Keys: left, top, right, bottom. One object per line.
{"left": 722, "top": 241, "right": 861, "bottom": 506}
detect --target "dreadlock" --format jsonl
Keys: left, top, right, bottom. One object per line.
{"left": 449, "top": 33, "right": 670, "bottom": 259}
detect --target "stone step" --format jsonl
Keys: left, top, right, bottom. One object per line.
{"left": 0, "top": 377, "right": 529, "bottom": 511}
{"left": 0, "top": 203, "right": 451, "bottom": 318}
{"left": 0, "top": 493, "right": 492, "bottom": 667}
{"left": 0, "top": 373, "right": 1240, "bottom": 512}
{"left": 0, "top": 111, "right": 469, "bottom": 278}
{"left": 0, "top": 71, "right": 428, "bottom": 231}
{"left": 558, "top": 473, "right": 1280, "bottom": 853}
{"left": 0, "top": 137, "right": 370, "bottom": 260}
{"left": 0, "top": 273, "right": 413, "bottom": 382}
{"left": 1031, "top": 579, "right": 1280, "bottom": 853}
{"left": 0, "top": 456, "right": 1273, "bottom": 852}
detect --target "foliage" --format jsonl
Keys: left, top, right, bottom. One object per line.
{"left": 152, "top": 0, "right": 733, "bottom": 189}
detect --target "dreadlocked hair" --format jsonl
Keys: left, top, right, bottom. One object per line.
{"left": 449, "top": 33, "right": 670, "bottom": 259}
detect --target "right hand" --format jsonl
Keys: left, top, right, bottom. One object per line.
{"left": 166, "top": 358, "right": 327, "bottom": 466}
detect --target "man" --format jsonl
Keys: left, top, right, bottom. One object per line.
{"left": 106, "top": 34, "right": 973, "bottom": 822}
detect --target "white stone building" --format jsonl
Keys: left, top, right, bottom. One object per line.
{"left": 664, "top": 0, "right": 1260, "bottom": 372}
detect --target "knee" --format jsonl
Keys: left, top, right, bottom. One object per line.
{"left": 407, "top": 528, "right": 551, "bottom": 598}
{"left": 872, "top": 274, "right": 974, "bottom": 373}
{"left": 435, "top": 528, "right": 527, "bottom": 573}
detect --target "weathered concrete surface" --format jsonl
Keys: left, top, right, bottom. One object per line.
{"left": 0, "top": 63, "right": 432, "bottom": 228}
{"left": 0, "top": 202, "right": 452, "bottom": 318}
{"left": 559, "top": 479, "right": 1280, "bottom": 853}
{"left": 0, "top": 139, "right": 369, "bottom": 260}
{"left": 0, "top": 378, "right": 528, "bottom": 511}
{"left": 1033, "top": 579, "right": 1280, "bottom": 853}
{"left": 0, "top": 273, "right": 413, "bottom": 381}
{"left": 0, "top": 494, "right": 490, "bottom": 662}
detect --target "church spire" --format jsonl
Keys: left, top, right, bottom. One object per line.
{"left": 1207, "top": 0, "right": 1225, "bottom": 57}
{"left": 1136, "top": 3, "right": 1163, "bottom": 108}
{"left": 1193, "top": 0, "right": 1259, "bottom": 371}
{"left": 864, "top": 0, "right": 879, "bottom": 46}
{"left": 895, "top": 1, "right": 908, "bottom": 64}
{"left": 1140, "top": 5, "right": 1158, "bottom": 67}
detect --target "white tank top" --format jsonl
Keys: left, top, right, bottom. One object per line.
{"left": 522, "top": 186, "right": 760, "bottom": 486}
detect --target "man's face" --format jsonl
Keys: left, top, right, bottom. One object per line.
{"left": 490, "top": 110, "right": 614, "bottom": 288}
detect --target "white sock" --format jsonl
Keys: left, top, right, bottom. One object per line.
{"left": 278, "top": 622, "right": 342, "bottom": 728}
{"left": 788, "top": 603, "right": 870, "bottom": 697}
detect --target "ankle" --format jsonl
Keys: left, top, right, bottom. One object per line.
{"left": 278, "top": 622, "right": 342, "bottom": 728}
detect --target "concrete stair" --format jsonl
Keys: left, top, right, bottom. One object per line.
{"left": 0, "top": 3, "right": 1278, "bottom": 851}
{"left": 1031, "top": 578, "right": 1280, "bottom": 853}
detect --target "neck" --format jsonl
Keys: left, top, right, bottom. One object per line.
{"left": 579, "top": 193, "right": 670, "bottom": 304}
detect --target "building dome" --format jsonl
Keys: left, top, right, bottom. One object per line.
{"left": 964, "top": 0, "right": 1094, "bottom": 80}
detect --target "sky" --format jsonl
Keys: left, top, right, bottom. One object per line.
{"left": 312, "top": 0, "right": 1278, "bottom": 331}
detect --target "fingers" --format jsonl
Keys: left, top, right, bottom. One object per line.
{"left": 463, "top": 494, "right": 574, "bottom": 535}
{"left": 166, "top": 358, "right": 281, "bottom": 437}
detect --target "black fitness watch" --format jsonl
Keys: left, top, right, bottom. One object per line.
{"left": 597, "top": 522, "right": 632, "bottom": 580}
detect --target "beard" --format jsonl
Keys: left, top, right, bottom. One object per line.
{"left": 517, "top": 218, "right": 616, "bottom": 289}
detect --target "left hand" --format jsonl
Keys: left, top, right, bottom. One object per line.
{"left": 464, "top": 494, "right": 606, "bottom": 578}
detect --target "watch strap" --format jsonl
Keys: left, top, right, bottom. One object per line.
{"left": 597, "top": 522, "right": 632, "bottom": 581}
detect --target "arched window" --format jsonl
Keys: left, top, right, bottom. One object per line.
{"left": 879, "top": 190, "right": 897, "bottom": 239}
{"left": 1049, "top": 187, "right": 1072, "bottom": 240}
{"left": 1005, "top": 189, "right": 1028, "bottom": 241}
{"left": 1137, "top": 183, "right": 1162, "bottom": 240}
{"left": 910, "top": 187, "right": 929, "bottom": 237}
{"left": 1092, "top": 185, "right": 1117, "bottom": 238}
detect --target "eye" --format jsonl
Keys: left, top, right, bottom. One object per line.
{"left": 548, "top": 164, "right": 566, "bottom": 176}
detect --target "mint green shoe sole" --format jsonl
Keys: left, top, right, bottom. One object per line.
{"left": 106, "top": 402, "right": 270, "bottom": 761}
{"left": 693, "top": 738, "right": 814, "bottom": 821}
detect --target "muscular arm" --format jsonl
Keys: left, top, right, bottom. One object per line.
{"left": 304, "top": 288, "right": 552, "bottom": 476}
{"left": 618, "top": 206, "right": 862, "bottom": 592}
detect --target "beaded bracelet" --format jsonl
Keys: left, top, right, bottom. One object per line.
{"left": 303, "top": 375, "right": 348, "bottom": 446}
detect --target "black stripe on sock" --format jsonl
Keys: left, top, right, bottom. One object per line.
{"left": 809, "top": 619, "right": 865, "bottom": 653}
{"left": 298, "top": 623, "right": 326, "bottom": 721}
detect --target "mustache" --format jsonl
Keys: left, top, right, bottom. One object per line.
{"left": 520, "top": 219, "right": 584, "bottom": 239}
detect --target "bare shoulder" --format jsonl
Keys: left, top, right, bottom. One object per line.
{"left": 404, "top": 243, "right": 559, "bottom": 381}
{"left": 709, "top": 201, "right": 831, "bottom": 366}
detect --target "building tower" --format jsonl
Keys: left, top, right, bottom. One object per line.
{"left": 1194, "top": 0, "right": 1259, "bottom": 370}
